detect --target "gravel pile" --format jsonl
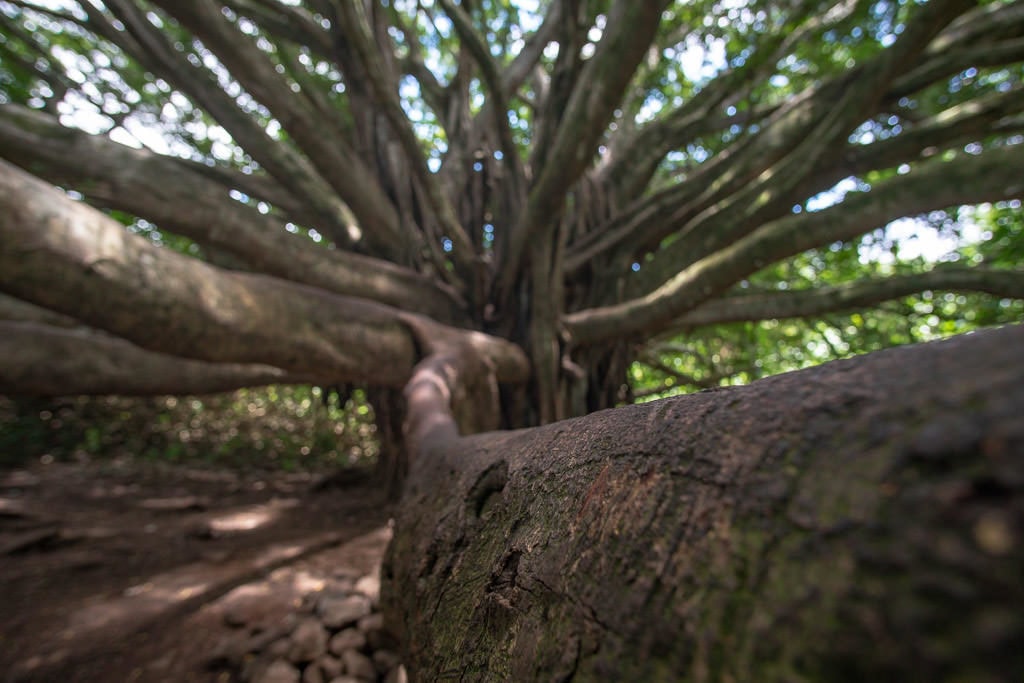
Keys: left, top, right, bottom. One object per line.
{"left": 209, "top": 570, "right": 406, "bottom": 683}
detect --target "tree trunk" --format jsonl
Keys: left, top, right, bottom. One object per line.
{"left": 368, "top": 386, "right": 410, "bottom": 500}
{"left": 383, "top": 324, "right": 1024, "bottom": 682}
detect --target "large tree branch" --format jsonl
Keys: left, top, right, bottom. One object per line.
{"left": 433, "top": 1, "right": 563, "bottom": 252}
{"left": 890, "top": 1, "right": 1024, "bottom": 99}
{"left": 222, "top": 0, "right": 333, "bottom": 56}
{"left": 624, "top": 78, "right": 1022, "bottom": 298}
{"left": 651, "top": 85, "right": 1024, "bottom": 287}
{"left": 0, "top": 293, "right": 78, "bottom": 328}
{"left": 383, "top": 4, "right": 447, "bottom": 114}
{"left": 671, "top": 267, "right": 1024, "bottom": 328}
{"left": 437, "top": 0, "right": 525, "bottom": 209}
{"left": 626, "top": 84, "right": 1024, "bottom": 286}
{"left": 564, "top": 146, "right": 1024, "bottom": 344}
{"left": 501, "top": 0, "right": 564, "bottom": 94}
{"left": 86, "top": 0, "right": 366, "bottom": 252}
{"left": 496, "top": 0, "right": 669, "bottom": 297}
{"left": 0, "top": 321, "right": 317, "bottom": 397}
{"left": 571, "top": 0, "right": 976, "bottom": 275}
{"left": 834, "top": 86, "right": 1024, "bottom": 184}
{"left": 0, "top": 159, "right": 529, "bottom": 386}
{"left": 144, "top": 0, "right": 408, "bottom": 258}
{"left": 0, "top": 105, "right": 466, "bottom": 324}
{"left": 600, "top": 0, "right": 853, "bottom": 204}
{"left": 328, "top": 0, "right": 477, "bottom": 276}
{"left": 385, "top": 324, "right": 1024, "bottom": 680}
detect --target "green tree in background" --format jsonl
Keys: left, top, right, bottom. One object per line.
{"left": 634, "top": 200, "right": 1024, "bottom": 398}
{"left": 0, "top": 0, "right": 1022, "bottom": 484}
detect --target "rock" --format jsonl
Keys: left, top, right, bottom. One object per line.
{"left": 356, "top": 612, "right": 384, "bottom": 633}
{"left": 341, "top": 649, "right": 378, "bottom": 681}
{"left": 354, "top": 573, "right": 380, "bottom": 604}
{"left": 206, "top": 632, "right": 251, "bottom": 668}
{"left": 327, "top": 628, "right": 366, "bottom": 656}
{"left": 327, "top": 678, "right": 365, "bottom": 683}
{"left": 332, "top": 566, "right": 362, "bottom": 581}
{"left": 245, "top": 614, "right": 299, "bottom": 654}
{"left": 317, "top": 594, "right": 372, "bottom": 629}
{"left": 221, "top": 583, "right": 277, "bottom": 628}
{"left": 267, "top": 637, "right": 291, "bottom": 659}
{"left": 358, "top": 613, "right": 396, "bottom": 651}
{"left": 254, "top": 659, "right": 301, "bottom": 683}
{"left": 242, "top": 657, "right": 269, "bottom": 683}
{"left": 384, "top": 665, "right": 408, "bottom": 683}
{"left": 287, "top": 618, "right": 328, "bottom": 663}
{"left": 327, "top": 575, "right": 357, "bottom": 593}
{"left": 316, "top": 655, "right": 344, "bottom": 679}
{"left": 301, "top": 663, "right": 325, "bottom": 683}
{"left": 372, "top": 649, "right": 401, "bottom": 674}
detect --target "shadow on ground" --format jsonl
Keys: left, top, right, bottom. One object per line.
{"left": 0, "top": 459, "right": 395, "bottom": 682}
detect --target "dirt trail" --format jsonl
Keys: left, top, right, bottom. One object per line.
{"left": 0, "top": 459, "right": 393, "bottom": 682}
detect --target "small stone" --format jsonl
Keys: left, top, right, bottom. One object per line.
{"left": 316, "top": 655, "right": 344, "bottom": 679}
{"left": 317, "top": 595, "right": 372, "bottom": 629}
{"left": 356, "top": 613, "right": 384, "bottom": 634}
{"left": 206, "top": 632, "right": 250, "bottom": 668}
{"left": 222, "top": 583, "right": 277, "bottom": 628}
{"left": 267, "top": 638, "right": 291, "bottom": 658}
{"left": 332, "top": 567, "right": 361, "bottom": 581}
{"left": 301, "top": 663, "right": 325, "bottom": 683}
{"left": 327, "top": 576, "right": 356, "bottom": 593}
{"left": 287, "top": 618, "right": 328, "bottom": 663}
{"left": 328, "top": 628, "right": 366, "bottom": 656}
{"left": 241, "top": 657, "right": 269, "bottom": 683}
{"left": 384, "top": 665, "right": 408, "bottom": 683}
{"left": 245, "top": 614, "right": 299, "bottom": 654}
{"left": 372, "top": 649, "right": 401, "bottom": 674}
{"left": 254, "top": 659, "right": 301, "bottom": 683}
{"left": 359, "top": 613, "right": 396, "bottom": 651}
{"left": 341, "top": 650, "right": 377, "bottom": 682}
{"left": 354, "top": 573, "right": 380, "bottom": 604}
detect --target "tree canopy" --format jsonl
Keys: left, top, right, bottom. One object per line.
{"left": 0, "top": 0, "right": 1022, "bottom": 431}
{"left": 3, "top": 4, "right": 1022, "bottom": 677}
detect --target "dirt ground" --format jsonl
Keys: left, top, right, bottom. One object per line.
{"left": 0, "top": 458, "right": 394, "bottom": 682}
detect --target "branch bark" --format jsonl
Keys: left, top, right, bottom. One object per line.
{"left": 97, "top": 0, "right": 369, "bottom": 251}
{"left": 0, "top": 321, "right": 314, "bottom": 396}
{"left": 384, "top": 323, "right": 1024, "bottom": 681}
{"left": 0, "top": 104, "right": 465, "bottom": 324}
{"left": 564, "top": 146, "right": 1024, "bottom": 344}
{"left": 672, "top": 267, "right": 1024, "bottom": 328}
{"left": 0, "top": 159, "right": 529, "bottom": 386}
{"left": 571, "top": 0, "right": 978, "bottom": 274}
{"left": 144, "top": 0, "right": 408, "bottom": 256}
{"left": 496, "top": 0, "right": 669, "bottom": 297}
{"left": 328, "top": 0, "right": 478, "bottom": 276}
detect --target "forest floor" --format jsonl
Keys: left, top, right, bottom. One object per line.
{"left": 0, "top": 457, "right": 396, "bottom": 682}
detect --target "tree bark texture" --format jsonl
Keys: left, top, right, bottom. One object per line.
{"left": 383, "top": 325, "right": 1024, "bottom": 682}
{"left": 0, "top": 159, "right": 528, "bottom": 389}
{"left": 0, "top": 322, "right": 316, "bottom": 396}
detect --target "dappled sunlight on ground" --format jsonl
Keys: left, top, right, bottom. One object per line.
{"left": 204, "top": 499, "right": 297, "bottom": 536}
{"left": 0, "top": 460, "right": 394, "bottom": 682}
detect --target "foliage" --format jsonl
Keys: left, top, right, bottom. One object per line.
{"left": 634, "top": 198, "right": 1024, "bottom": 399}
{"left": 0, "top": 386, "right": 378, "bottom": 470}
{"left": 0, "top": 0, "right": 1021, "bottom": 428}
